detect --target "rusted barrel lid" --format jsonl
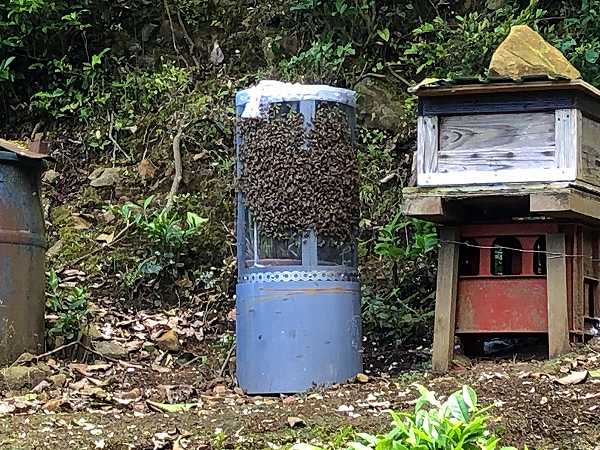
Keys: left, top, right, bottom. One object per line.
{"left": 0, "top": 137, "right": 50, "bottom": 161}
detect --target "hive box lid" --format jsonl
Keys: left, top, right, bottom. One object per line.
{"left": 412, "top": 78, "right": 600, "bottom": 120}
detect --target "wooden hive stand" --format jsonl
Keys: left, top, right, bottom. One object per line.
{"left": 404, "top": 79, "right": 600, "bottom": 372}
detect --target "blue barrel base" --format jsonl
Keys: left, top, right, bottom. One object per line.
{"left": 236, "top": 280, "right": 362, "bottom": 394}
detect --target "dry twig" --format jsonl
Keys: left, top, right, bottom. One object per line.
{"left": 218, "top": 342, "right": 236, "bottom": 378}
{"left": 10, "top": 340, "right": 80, "bottom": 367}
{"left": 108, "top": 112, "right": 130, "bottom": 163}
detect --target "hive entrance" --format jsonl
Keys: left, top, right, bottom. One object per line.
{"left": 460, "top": 334, "right": 549, "bottom": 360}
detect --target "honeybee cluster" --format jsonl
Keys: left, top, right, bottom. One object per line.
{"left": 238, "top": 102, "right": 358, "bottom": 241}
{"left": 307, "top": 103, "right": 359, "bottom": 240}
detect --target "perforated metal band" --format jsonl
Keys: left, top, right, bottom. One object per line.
{"left": 240, "top": 270, "right": 358, "bottom": 283}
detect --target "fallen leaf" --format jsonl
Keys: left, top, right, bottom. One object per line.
{"left": 233, "top": 387, "right": 245, "bottom": 396}
{"left": 559, "top": 365, "right": 571, "bottom": 374}
{"left": 96, "top": 232, "right": 115, "bottom": 244}
{"left": 72, "top": 214, "right": 92, "bottom": 230}
{"left": 32, "top": 380, "right": 51, "bottom": 392}
{"left": 173, "top": 436, "right": 188, "bottom": 450}
{"left": 213, "top": 385, "right": 227, "bottom": 395}
{"left": 115, "top": 388, "right": 143, "bottom": 405}
{"left": 43, "top": 398, "right": 64, "bottom": 412}
{"left": 287, "top": 416, "right": 305, "bottom": 428}
{"left": 138, "top": 159, "right": 156, "bottom": 180}
{"left": 227, "top": 308, "right": 236, "bottom": 322}
{"left": 146, "top": 400, "right": 197, "bottom": 413}
{"left": 0, "top": 402, "right": 16, "bottom": 414}
{"left": 555, "top": 370, "right": 588, "bottom": 385}
{"left": 356, "top": 373, "right": 369, "bottom": 383}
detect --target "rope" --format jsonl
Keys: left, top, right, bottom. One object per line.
{"left": 440, "top": 239, "right": 600, "bottom": 262}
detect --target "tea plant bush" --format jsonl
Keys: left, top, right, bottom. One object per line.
{"left": 293, "top": 385, "right": 520, "bottom": 450}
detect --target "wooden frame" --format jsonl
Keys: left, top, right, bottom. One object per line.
{"left": 403, "top": 183, "right": 600, "bottom": 225}
{"left": 431, "top": 225, "right": 574, "bottom": 372}
{"left": 416, "top": 109, "right": 579, "bottom": 187}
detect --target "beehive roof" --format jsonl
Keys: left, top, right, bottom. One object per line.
{"left": 0, "top": 138, "right": 49, "bottom": 159}
{"left": 409, "top": 76, "right": 600, "bottom": 101}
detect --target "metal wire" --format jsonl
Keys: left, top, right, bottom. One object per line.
{"left": 441, "top": 239, "right": 600, "bottom": 261}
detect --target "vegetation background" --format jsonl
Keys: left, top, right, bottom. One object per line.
{"left": 1, "top": 0, "right": 598, "bottom": 355}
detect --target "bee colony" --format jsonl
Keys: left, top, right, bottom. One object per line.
{"left": 235, "top": 81, "right": 362, "bottom": 394}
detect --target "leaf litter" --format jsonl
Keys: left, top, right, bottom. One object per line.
{"left": 4, "top": 311, "right": 600, "bottom": 448}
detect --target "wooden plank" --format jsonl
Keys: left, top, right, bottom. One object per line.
{"left": 530, "top": 191, "right": 571, "bottom": 213}
{"left": 417, "top": 116, "right": 438, "bottom": 177}
{"left": 555, "top": 109, "right": 580, "bottom": 170}
{"left": 420, "top": 168, "right": 575, "bottom": 186}
{"left": 438, "top": 155, "right": 555, "bottom": 172}
{"left": 432, "top": 227, "right": 460, "bottom": 372}
{"left": 531, "top": 189, "right": 600, "bottom": 222}
{"left": 579, "top": 116, "right": 600, "bottom": 188}
{"left": 404, "top": 181, "right": 572, "bottom": 197}
{"left": 440, "top": 112, "right": 554, "bottom": 153}
{"left": 572, "top": 227, "right": 584, "bottom": 333}
{"left": 436, "top": 112, "right": 557, "bottom": 174}
{"left": 546, "top": 232, "right": 571, "bottom": 358}
{"left": 403, "top": 196, "right": 443, "bottom": 217}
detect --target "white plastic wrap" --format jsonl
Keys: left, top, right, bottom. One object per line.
{"left": 236, "top": 80, "right": 356, "bottom": 118}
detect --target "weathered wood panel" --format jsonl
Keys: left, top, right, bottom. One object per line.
{"left": 438, "top": 112, "right": 555, "bottom": 173}
{"left": 431, "top": 227, "right": 459, "bottom": 372}
{"left": 546, "top": 232, "right": 571, "bottom": 358}
{"left": 416, "top": 116, "right": 438, "bottom": 176}
{"left": 580, "top": 116, "right": 600, "bottom": 188}
{"left": 555, "top": 109, "right": 580, "bottom": 170}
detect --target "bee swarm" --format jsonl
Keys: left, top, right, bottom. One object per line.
{"left": 238, "top": 102, "right": 359, "bottom": 242}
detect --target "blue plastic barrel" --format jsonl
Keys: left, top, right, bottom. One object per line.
{"left": 235, "top": 82, "right": 362, "bottom": 394}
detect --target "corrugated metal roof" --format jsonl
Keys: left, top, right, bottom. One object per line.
{"left": 0, "top": 138, "right": 50, "bottom": 159}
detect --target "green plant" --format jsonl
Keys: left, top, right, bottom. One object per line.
{"left": 294, "top": 386, "right": 521, "bottom": 450}
{"left": 375, "top": 215, "right": 437, "bottom": 261}
{"left": 114, "top": 197, "right": 208, "bottom": 301}
{"left": 46, "top": 269, "right": 92, "bottom": 344}
{"left": 547, "top": 0, "right": 600, "bottom": 86}
{"left": 399, "top": 1, "right": 545, "bottom": 79}
{"left": 280, "top": 37, "right": 356, "bottom": 82}
{"left": 31, "top": 48, "right": 110, "bottom": 120}
{"left": 362, "top": 288, "right": 434, "bottom": 344}
{"left": 373, "top": 215, "right": 437, "bottom": 292}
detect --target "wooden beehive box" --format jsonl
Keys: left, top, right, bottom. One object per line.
{"left": 405, "top": 79, "right": 600, "bottom": 225}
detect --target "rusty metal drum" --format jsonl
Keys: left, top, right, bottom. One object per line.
{"left": 0, "top": 143, "right": 46, "bottom": 364}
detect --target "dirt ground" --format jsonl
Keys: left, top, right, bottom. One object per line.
{"left": 4, "top": 340, "right": 600, "bottom": 450}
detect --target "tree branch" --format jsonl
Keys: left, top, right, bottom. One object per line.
{"left": 166, "top": 119, "right": 185, "bottom": 211}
